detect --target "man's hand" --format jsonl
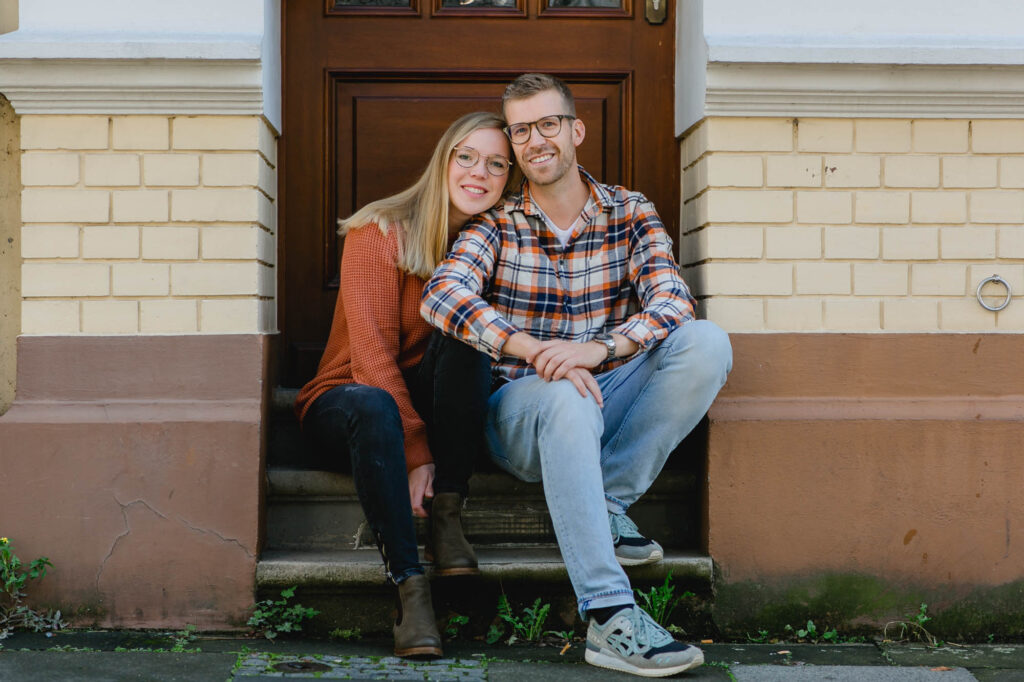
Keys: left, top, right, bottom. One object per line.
{"left": 530, "top": 340, "right": 605, "bottom": 381}
{"left": 563, "top": 367, "right": 603, "bottom": 407}
{"left": 408, "top": 463, "right": 435, "bottom": 518}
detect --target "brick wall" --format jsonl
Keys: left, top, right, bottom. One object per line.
{"left": 681, "top": 118, "right": 1024, "bottom": 333}
{"left": 18, "top": 115, "right": 277, "bottom": 335}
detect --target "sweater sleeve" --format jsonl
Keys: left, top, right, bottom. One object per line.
{"left": 341, "top": 225, "right": 432, "bottom": 472}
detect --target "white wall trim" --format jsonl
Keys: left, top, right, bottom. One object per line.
{"left": 0, "top": 58, "right": 265, "bottom": 118}
{"left": 704, "top": 62, "right": 1024, "bottom": 121}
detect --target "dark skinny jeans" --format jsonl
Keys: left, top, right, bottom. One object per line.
{"left": 303, "top": 332, "right": 490, "bottom": 583}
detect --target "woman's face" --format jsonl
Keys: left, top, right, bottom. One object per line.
{"left": 447, "top": 127, "right": 512, "bottom": 230}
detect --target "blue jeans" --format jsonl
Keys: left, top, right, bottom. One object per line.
{"left": 484, "top": 320, "right": 732, "bottom": 615}
{"left": 304, "top": 332, "right": 490, "bottom": 583}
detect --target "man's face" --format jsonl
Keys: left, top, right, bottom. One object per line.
{"left": 503, "top": 89, "right": 583, "bottom": 188}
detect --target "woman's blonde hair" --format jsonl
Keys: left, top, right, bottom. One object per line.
{"left": 338, "top": 111, "right": 515, "bottom": 279}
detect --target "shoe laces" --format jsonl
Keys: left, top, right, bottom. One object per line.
{"left": 609, "top": 512, "right": 643, "bottom": 542}
{"left": 628, "top": 606, "right": 673, "bottom": 650}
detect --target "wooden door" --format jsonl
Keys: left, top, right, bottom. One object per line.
{"left": 280, "top": 0, "right": 679, "bottom": 387}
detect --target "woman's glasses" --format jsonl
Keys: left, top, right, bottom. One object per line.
{"left": 452, "top": 146, "right": 512, "bottom": 176}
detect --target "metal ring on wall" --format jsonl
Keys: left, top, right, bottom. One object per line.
{"left": 976, "top": 275, "right": 1012, "bottom": 312}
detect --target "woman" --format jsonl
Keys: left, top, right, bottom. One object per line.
{"left": 294, "top": 112, "right": 513, "bottom": 658}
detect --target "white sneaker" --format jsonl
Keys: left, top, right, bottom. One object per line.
{"left": 585, "top": 605, "right": 704, "bottom": 677}
{"left": 610, "top": 512, "right": 664, "bottom": 566}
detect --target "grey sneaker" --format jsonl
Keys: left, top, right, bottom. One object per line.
{"left": 585, "top": 605, "right": 704, "bottom": 677}
{"left": 609, "top": 512, "right": 664, "bottom": 566}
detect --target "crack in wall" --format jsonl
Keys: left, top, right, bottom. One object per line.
{"left": 176, "top": 515, "right": 255, "bottom": 560}
{"left": 95, "top": 497, "right": 168, "bottom": 590}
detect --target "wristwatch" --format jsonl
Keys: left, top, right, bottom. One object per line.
{"left": 593, "top": 332, "right": 617, "bottom": 361}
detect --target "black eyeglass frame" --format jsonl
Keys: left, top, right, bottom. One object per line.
{"left": 502, "top": 114, "right": 577, "bottom": 145}
{"left": 451, "top": 146, "right": 513, "bottom": 176}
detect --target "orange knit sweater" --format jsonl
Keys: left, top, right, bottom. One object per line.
{"left": 294, "top": 223, "right": 433, "bottom": 472}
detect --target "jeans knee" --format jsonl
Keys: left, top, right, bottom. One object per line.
{"left": 666, "top": 320, "right": 733, "bottom": 380}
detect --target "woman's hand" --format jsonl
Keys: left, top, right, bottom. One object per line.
{"left": 408, "top": 463, "right": 436, "bottom": 518}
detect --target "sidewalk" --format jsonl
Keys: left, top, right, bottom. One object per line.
{"left": 1, "top": 631, "right": 1023, "bottom": 681}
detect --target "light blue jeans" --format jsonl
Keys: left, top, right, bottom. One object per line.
{"left": 485, "top": 320, "right": 733, "bottom": 616}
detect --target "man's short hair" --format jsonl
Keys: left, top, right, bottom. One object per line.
{"left": 502, "top": 73, "right": 576, "bottom": 118}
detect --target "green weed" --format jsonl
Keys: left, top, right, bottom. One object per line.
{"left": 444, "top": 614, "right": 469, "bottom": 639}
{"left": 883, "top": 602, "right": 941, "bottom": 646}
{"left": 247, "top": 587, "right": 320, "bottom": 640}
{"left": 491, "top": 595, "right": 550, "bottom": 644}
{"left": 0, "top": 536, "right": 65, "bottom": 640}
{"left": 329, "top": 627, "right": 362, "bottom": 641}
{"left": 633, "top": 572, "right": 692, "bottom": 626}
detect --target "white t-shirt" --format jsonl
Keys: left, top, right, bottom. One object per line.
{"left": 530, "top": 191, "right": 582, "bottom": 249}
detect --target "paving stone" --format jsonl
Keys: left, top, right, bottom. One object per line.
{"left": 884, "top": 645, "right": 1024, "bottom": 670}
{"left": 731, "top": 664, "right": 976, "bottom": 681}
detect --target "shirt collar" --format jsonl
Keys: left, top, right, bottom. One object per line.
{"left": 505, "top": 165, "right": 611, "bottom": 218}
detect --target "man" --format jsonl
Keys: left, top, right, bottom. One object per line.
{"left": 421, "top": 74, "right": 732, "bottom": 677}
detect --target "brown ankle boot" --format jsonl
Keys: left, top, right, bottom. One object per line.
{"left": 427, "top": 492, "right": 480, "bottom": 576}
{"left": 393, "top": 574, "right": 442, "bottom": 658}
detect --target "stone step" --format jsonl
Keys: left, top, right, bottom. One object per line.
{"left": 265, "top": 468, "right": 699, "bottom": 551}
{"left": 256, "top": 547, "right": 713, "bottom": 637}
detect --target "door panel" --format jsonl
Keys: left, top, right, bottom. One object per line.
{"left": 282, "top": 0, "right": 677, "bottom": 386}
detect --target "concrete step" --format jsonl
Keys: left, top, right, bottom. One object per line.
{"left": 265, "top": 468, "right": 699, "bottom": 551}
{"left": 256, "top": 547, "right": 714, "bottom": 636}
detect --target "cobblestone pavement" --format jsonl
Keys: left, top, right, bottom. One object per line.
{"left": 235, "top": 653, "right": 488, "bottom": 681}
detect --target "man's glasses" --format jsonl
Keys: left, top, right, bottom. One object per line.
{"left": 503, "top": 115, "right": 576, "bottom": 145}
{"left": 452, "top": 146, "right": 512, "bottom": 176}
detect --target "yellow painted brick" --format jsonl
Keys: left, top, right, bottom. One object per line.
{"left": 171, "top": 262, "right": 261, "bottom": 296}
{"left": 112, "top": 117, "right": 170, "bottom": 150}
{"left": 82, "top": 226, "right": 140, "bottom": 259}
{"left": 996, "top": 302, "right": 1024, "bottom": 330}
{"left": 824, "top": 227, "right": 880, "bottom": 260}
{"left": 796, "top": 191, "right": 852, "bottom": 224}
{"left": 765, "top": 226, "right": 821, "bottom": 259}
{"left": 999, "top": 226, "right": 1024, "bottom": 258}
{"left": 259, "top": 119, "right": 278, "bottom": 167}
{"left": 22, "top": 263, "right": 109, "bottom": 297}
{"left": 81, "top": 301, "right": 139, "bottom": 334}
{"left": 140, "top": 299, "right": 198, "bottom": 333}
{"left": 855, "top": 120, "right": 911, "bottom": 153}
{"left": 701, "top": 262, "right": 793, "bottom": 296}
{"left": 704, "top": 226, "right": 764, "bottom": 259}
{"left": 171, "top": 188, "right": 264, "bottom": 223}
{"left": 21, "top": 300, "right": 80, "bottom": 335}
{"left": 202, "top": 152, "right": 263, "bottom": 188}
{"left": 21, "top": 189, "right": 109, "bottom": 223}
{"left": 682, "top": 194, "right": 708, "bottom": 232}
{"left": 940, "top": 226, "right": 996, "bottom": 259}
{"left": 679, "top": 230, "right": 702, "bottom": 266}
{"left": 765, "top": 298, "right": 822, "bottom": 331}
{"left": 144, "top": 154, "right": 199, "bottom": 186}
{"left": 199, "top": 298, "right": 261, "bottom": 332}
{"left": 706, "top": 155, "right": 763, "bottom": 187}
{"left": 853, "top": 263, "right": 909, "bottom": 296}
{"left": 855, "top": 191, "right": 910, "bottom": 224}
{"left": 706, "top": 118, "right": 792, "bottom": 152}
{"left": 999, "top": 157, "right": 1024, "bottom": 188}
{"left": 112, "top": 190, "right": 169, "bottom": 223}
{"left": 21, "top": 153, "right": 80, "bottom": 186}
{"left": 111, "top": 263, "right": 170, "bottom": 296}
{"left": 259, "top": 263, "right": 275, "bottom": 298}
{"left": 824, "top": 299, "right": 881, "bottom": 330}
{"left": 21, "top": 226, "right": 79, "bottom": 258}
{"left": 912, "top": 120, "right": 968, "bottom": 153}
{"left": 911, "top": 263, "right": 967, "bottom": 296}
{"left": 797, "top": 119, "right": 853, "bottom": 153}
{"left": 680, "top": 265, "right": 704, "bottom": 297}
{"left": 683, "top": 123, "right": 708, "bottom": 168}
{"left": 884, "top": 156, "right": 939, "bottom": 188}
{"left": 824, "top": 155, "right": 880, "bottom": 188}
{"left": 883, "top": 299, "right": 939, "bottom": 331}
{"left": 173, "top": 116, "right": 262, "bottom": 151}
{"left": 939, "top": 299, "right": 998, "bottom": 331}
{"left": 942, "top": 157, "right": 997, "bottom": 188}
{"left": 702, "top": 297, "right": 765, "bottom": 332}
{"left": 765, "top": 155, "right": 821, "bottom": 187}
{"left": 911, "top": 191, "right": 967, "bottom": 224}
{"left": 882, "top": 227, "right": 939, "bottom": 260}
{"left": 259, "top": 298, "right": 277, "bottom": 333}
{"left": 682, "top": 158, "right": 707, "bottom": 202}
{"left": 201, "top": 226, "right": 265, "bottom": 260}
{"left": 795, "top": 262, "right": 851, "bottom": 295}
{"left": 705, "top": 190, "right": 793, "bottom": 223}
{"left": 970, "top": 264, "right": 1024, "bottom": 298}
{"left": 83, "top": 154, "right": 140, "bottom": 186}
{"left": 972, "top": 120, "right": 1024, "bottom": 153}
{"left": 21, "top": 116, "right": 108, "bottom": 150}
{"left": 970, "top": 191, "right": 1024, "bottom": 223}
{"left": 141, "top": 226, "right": 200, "bottom": 260}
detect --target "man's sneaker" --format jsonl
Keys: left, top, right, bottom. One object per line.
{"left": 609, "top": 512, "right": 663, "bottom": 566}
{"left": 585, "top": 605, "right": 704, "bottom": 677}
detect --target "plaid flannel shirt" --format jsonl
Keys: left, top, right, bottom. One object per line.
{"left": 421, "top": 167, "right": 696, "bottom": 380}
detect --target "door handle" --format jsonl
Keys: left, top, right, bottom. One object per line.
{"left": 645, "top": 0, "right": 666, "bottom": 24}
